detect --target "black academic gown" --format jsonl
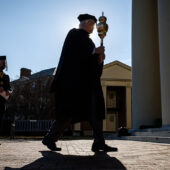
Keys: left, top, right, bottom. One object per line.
{"left": 50, "top": 28, "right": 105, "bottom": 123}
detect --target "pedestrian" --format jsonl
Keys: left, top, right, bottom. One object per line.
{"left": 42, "top": 14, "right": 118, "bottom": 152}
{"left": 0, "top": 56, "right": 12, "bottom": 137}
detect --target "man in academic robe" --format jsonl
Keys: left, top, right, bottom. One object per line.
{"left": 0, "top": 56, "right": 12, "bottom": 135}
{"left": 42, "top": 14, "right": 118, "bottom": 152}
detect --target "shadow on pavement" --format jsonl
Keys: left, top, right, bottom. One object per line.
{"left": 4, "top": 151, "right": 126, "bottom": 170}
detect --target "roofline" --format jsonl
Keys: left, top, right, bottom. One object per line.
{"left": 104, "top": 60, "right": 131, "bottom": 71}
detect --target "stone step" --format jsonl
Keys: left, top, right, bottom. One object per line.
{"left": 133, "top": 131, "right": 170, "bottom": 137}
{"left": 130, "top": 127, "right": 170, "bottom": 133}
{"left": 122, "top": 136, "right": 170, "bottom": 144}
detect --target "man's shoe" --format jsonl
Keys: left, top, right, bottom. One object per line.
{"left": 42, "top": 138, "right": 61, "bottom": 151}
{"left": 92, "top": 142, "right": 118, "bottom": 152}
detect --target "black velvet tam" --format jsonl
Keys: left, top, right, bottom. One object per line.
{"left": 78, "top": 14, "right": 97, "bottom": 23}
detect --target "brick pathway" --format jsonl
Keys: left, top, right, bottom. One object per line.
{"left": 0, "top": 139, "right": 170, "bottom": 170}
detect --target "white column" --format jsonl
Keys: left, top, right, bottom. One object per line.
{"left": 132, "top": 0, "right": 161, "bottom": 129}
{"left": 158, "top": 0, "right": 170, "bottom": 127}
{"left": 126, "top": 87, "right": 132, "bottom": 129}
{"left": 102, "top": 84, "right": 107, "bottom": 131}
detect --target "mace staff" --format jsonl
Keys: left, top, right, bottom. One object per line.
{"left": 97, "top": 12, "right": 108, "bottom": 46}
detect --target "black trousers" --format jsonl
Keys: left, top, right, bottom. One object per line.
{"left": 90, "top": 92, "right": 105, "bottom": 144}
{"left": 44, "top": 92, "right": 105, "bottom": 144}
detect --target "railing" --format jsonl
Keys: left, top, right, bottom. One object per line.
{"left": 13, "top": 120, "right": 53, "bottom": 132}
{"left": 10, "top": 120, "right": 73, "bottom": 139}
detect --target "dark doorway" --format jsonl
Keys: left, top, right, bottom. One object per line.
{"left": 106, "top": 86, "right": 126, "bottom": 128}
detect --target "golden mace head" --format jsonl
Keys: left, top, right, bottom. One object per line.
{"left": 97, "top": 12, "right": 108, "bottom": 45}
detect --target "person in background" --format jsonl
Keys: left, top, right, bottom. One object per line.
{"left": 0, "top": 56, "right": 12, "bottom": 141}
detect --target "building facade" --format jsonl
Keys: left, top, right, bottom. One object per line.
{"left": 74, "top": 60, "right": 132, "bottom": 133}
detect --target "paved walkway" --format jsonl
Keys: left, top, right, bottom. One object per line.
{"left": 0, "top": 139, "right": 170, "bottom": 170}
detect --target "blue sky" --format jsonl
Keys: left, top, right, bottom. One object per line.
{"left": 0, "top": 0, "right": 132, "bottom": 80}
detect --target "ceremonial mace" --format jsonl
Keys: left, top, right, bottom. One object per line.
{"left": 97, "top": 12, "right": 108, "bottom": 46}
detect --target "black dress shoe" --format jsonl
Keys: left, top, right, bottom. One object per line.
{"left": 42, "top": 138, "right": 61, "bottom": 151}
{"left": 92, "top": 142, "right": 118, "bottom": 152}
